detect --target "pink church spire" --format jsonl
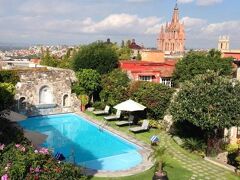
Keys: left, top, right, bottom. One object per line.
{"left": 157, "top": 1, "right": 185, "bottom": 55}
{"left": 171, "top": 1, "right": 179, "bottom": 23}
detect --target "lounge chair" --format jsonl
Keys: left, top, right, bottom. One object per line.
{"left": 93, "top": 105, "right": 110, "bottom": 115}
{"left": 116, "top": 115, "right": 134, "bottom": 126}
{"left": 129, "top": 120, "right": 149, "bottom": 133}
{"left": 104, "top": 110, "right": 121, "bottom": 121}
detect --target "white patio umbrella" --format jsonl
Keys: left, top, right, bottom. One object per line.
{"left": 114, "top": 99, "right": 146, "bottom": 112}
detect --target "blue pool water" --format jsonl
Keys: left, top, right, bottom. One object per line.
{"left": 19, "top": 113, "right": 142, "bottom": 171}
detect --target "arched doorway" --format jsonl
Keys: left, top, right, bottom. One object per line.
{"left": 62, "top": 94, "right": 69, "bottom": 107}
{"left": 39, "top": 86, "right": 53, "bottom": 104}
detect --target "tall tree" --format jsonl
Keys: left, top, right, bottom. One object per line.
{"left": 72, "top": 41, "right": 118, "bottom": 74}
{"left": 58, "top": 48, "right": 73, "bottom": 69}
{"left": 40, "top": 48, "right": 58, "bottom": 67}
{"left": 100, "top": 69, "right": 130, "bottom": 106}
{"left": 170, "top": 71, "right": 240, "bottom": 153}
{"left": 172, "top": 49, "right": 233, "bottom": 86}
{"left": 72, "top": 69, "right": 101, "bottom": 101}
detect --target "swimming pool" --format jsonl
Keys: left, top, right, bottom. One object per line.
{"left": 19, "top": 113, "right": 142, "bottom": 171}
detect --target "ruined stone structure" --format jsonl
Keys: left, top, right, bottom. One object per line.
{"left": 157, "top": 3, "right": 185, "bottom": 55}
{"left": 15, "top": 67, "right": 81, "bottom": 116}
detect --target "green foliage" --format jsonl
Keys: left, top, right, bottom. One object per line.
{"left": 92, "top": 101, "right": 106, "bottom": 110}
{"left": 148, "top": 146, "right": 166, "bottom": 171}
{"left": 100, "top": 69, "right": 130, "bottom": 106}
{"left": 170, "top": 71, "right": 240, "bottom": 131}
{"left": 0, "top": 144, "right": 86, "bottom": 179}
{"left": 235, "top": 156, "right": 240, "bottom": 169}
{"left": 40, "top": 48, "right": 58, "bottom": 67}
{"left": 0, "top": 83, "right": 15, "bottom": 111}
{"left": 170, "top": 71, "right": 240, "bottom": 154}
{"left": 136, "top": 53, "right": 142, "bottom": 60}
{"left": 0, "top": 117, "right": 24, "bottom": 145}
{"left": 0, "top": 70, "right": 19, "bottom": 85}
{"left": 79, "top": 95, "right": 89, "bottom": 106}
{"left": 58, "top": 48, "right": 73, "bottom": 69}
{"left": 183, "top": 138, "right": 206, "bottom": 153}
{"left": 72, "top": 41, "right": 118, "bottom": 74}
{"left": 73, "top": 69, "right": 101, "bottom": 98}
{"left": 129, "top": 81, "right": 174, "bottom": 119}
{"left": 172, "top": 49, "right": 233, "bottom": 85}
{"left": 226, "top": 144, "right": 239, "bottom": 154}
{"left": 118, "top": 46, "right": 132, "bottom": 60}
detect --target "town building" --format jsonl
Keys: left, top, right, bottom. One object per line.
{"left": 218, "top": 36, "right": 240, "bottom": 60}
{"left": 119, "top": 60, "right": 177, "bottom": 87}
{"left": 157, "top": 3, "right": 185, "bottom": 55}
{"left": 128, "top": 39, "right": 143, "bottom": 59}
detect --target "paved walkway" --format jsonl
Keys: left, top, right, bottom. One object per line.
{"left": 159, "top": 133, "right": 238, "bottom": 180}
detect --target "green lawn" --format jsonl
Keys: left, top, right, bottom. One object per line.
{"left": 84, "top": 111, "right": 193, "bottom": 180}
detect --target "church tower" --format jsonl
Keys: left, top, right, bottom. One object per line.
{"left": 218, "top": 36, "right": 230, "bottom": 51}
{"left": 157, "top": 3, "right": 185, "bottom": 55}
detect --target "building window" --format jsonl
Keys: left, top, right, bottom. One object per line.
{"left": 139, "top": 76, "right": 152, "bottom": 82}
{"left": 160, "top": 78, "right": 173, "bottom": 87}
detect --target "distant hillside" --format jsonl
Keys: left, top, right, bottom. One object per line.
{"left": 0, "top": 43, "right": 29, "bottom": 51}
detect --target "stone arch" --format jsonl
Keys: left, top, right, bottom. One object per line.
{"left": 18, "top": 96, "right": 26, "bottom": 111}
{"left": 39, "top": 85, "right": 53, "bottom": 104}
{"left": 62, "top": 94, "right": 70, "bottom": 107}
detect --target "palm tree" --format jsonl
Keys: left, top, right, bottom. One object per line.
{"left": 148, "top": 146, "right": 166, "bottom": 177}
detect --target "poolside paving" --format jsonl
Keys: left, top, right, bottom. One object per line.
{"left": 159, "top": 133, "right": 238, "bottom": 180}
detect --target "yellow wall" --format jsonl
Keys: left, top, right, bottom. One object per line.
{"left": 141, "top": 50, "right": 165, "bottom": 62}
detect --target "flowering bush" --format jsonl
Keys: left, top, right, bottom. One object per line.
{"left": 0, "top": 143, "right": 86, "bottom": 179}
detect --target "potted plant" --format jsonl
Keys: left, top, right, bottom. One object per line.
{"left": 148, "top": 146, "right": 167, "bottom": 180}
{"left": 79, "top": 95, "right": 89, "bottom": 111}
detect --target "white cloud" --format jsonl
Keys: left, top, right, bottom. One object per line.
{"left": 178, "top": 0, "right": 194, "bottom": 4}
{"left": 18, "top": 0, "right": 79, "bottom": 15}
{"left": 202, "top": 21, "right": 240, "bottom": 34}
{"left": 126, "top": 0, "right": 151, "bottom": 2}
{"left": 178, "top": 0, "right": 223, "bottom": 6}
{"left": 181, "top": 16, "right": 207, "bottom": 29}
{"left": 196, "top": 0, "right": 223, "bottom": 6}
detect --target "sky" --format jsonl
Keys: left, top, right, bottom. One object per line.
{"left": 0, "top": 0, "right": 239, "bottom": 49}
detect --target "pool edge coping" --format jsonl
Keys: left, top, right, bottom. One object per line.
{"left": 76, "top": 111, "right": 154, "bottom": 178}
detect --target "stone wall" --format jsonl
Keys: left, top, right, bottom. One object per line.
{"left": 14, "top": 67, "right": 81, "bottom": 116}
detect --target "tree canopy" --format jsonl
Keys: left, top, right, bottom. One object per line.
{"left": 72, "top": 42, "right": 119, "bottom": 74}
{"left": 170, "top": 71, "right": 240, "bottom": 132}
{"left": 129, "top": 81, "right": 174, "bottom": 119}
{"left": 100, "top": 69, "right": 130, "bottom": 106}
{"left": 40, "top": 48, "right": 58, "bottom": 67}
{"left": 172, "top": 49, "right": 233, "bottom": 85}
{"left": 72, "top": 69, "right": 101, "bottom": 99}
